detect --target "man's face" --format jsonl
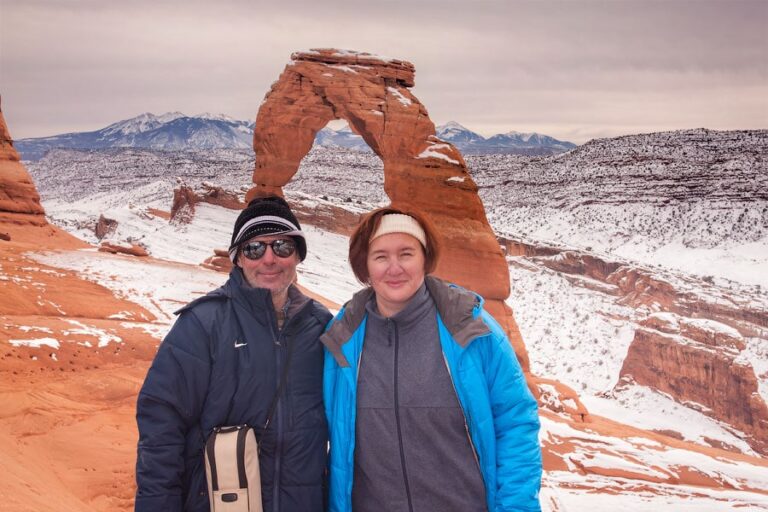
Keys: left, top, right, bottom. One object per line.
{"left": 236, "top": 234, "right": 299, "bottom": 294}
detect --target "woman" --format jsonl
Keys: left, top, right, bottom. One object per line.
{"left": 321, "top": 207, "right": 542, "bottom": 512}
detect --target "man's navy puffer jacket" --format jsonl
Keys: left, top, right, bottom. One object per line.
{"left": 135, "top": 267, "right": 332, "bottom": 512}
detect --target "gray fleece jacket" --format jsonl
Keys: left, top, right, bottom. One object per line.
{"left": 352, "top": 283, "right": 486, "bottom": 512}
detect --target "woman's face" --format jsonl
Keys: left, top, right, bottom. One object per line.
{"left": 367, "top": 232, "right": 426, "bottom": 317}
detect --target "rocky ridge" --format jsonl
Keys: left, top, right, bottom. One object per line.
{"left": 476, "top": 129, "right": 768, "bottom": 256}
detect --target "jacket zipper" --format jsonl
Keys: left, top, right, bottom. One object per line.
{"left": 391, "top": 320, "right": 415, "bottom": 512}
{"left": 441, "top": 354, "right": 483, "bottom": 475}
{"left": 271, "top": 319, "right": 283, "bottom": 512}
{"left": 268, "top": 298, "right": 313, "bottom": 512}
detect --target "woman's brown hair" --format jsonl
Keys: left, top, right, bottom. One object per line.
{"left": 348, "top": 207, "right": 441, "bottom": 284}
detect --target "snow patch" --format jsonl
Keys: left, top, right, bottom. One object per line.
{"left": 417, "top": 146, "right": 460, "bottom": 165}
{"left": 9, "top": 338, "right": 60, "bottom": 349}
{"left": 387, "top": 87, "right": 412, "bottom": 107}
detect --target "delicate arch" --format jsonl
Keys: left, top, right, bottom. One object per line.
{"left": 249, "top": 49, "right": 529, "bottom": 369}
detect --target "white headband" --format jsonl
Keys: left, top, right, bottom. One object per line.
{"left": 370, "top": 214, "right": 427, "bottom": 247}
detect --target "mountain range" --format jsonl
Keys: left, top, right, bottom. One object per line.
{"left": 14, "top": 113, "right": 576, "bottom": 160}
{"left": 435, "top": 120, "right": 576, "bottom": 155}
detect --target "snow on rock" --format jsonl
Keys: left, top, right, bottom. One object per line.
{"left": 62, "top": 319, "right": 122, "bottom": 348}
{"left": 9, "top": 338, "right": 60, "bottom": 349}
{"left": 31, "top": 250, "right": 227, "bottom": 323}
{"left": 387, "top": 86, "right": 412, "bottom": 107}
{"left": 417, "top": 145, "right": 460, "bottom": 165}
{"left": 582, "top": 384, "right": 759, "bottom": 456}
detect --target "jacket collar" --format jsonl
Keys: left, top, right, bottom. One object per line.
{"left": 321, "top": 275, "right": 490, "bottom": 364}
{"left": 176, "top": 267, "right": 311, "bottom": 327}
{"left": 423, "top": 276, "right": 490, "bottom": 348}
{"left": 364, "top": 282, "right": 433, "bottom": 332}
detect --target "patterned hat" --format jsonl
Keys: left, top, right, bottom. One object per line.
{"left": 229, "top": 196, "right": 306, "bottom": 262}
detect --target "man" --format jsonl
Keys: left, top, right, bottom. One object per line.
{"left": 135, "top": 196, "right": 332, "bottom": 512}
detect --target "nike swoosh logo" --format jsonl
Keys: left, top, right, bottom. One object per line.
{"left": 234, "top": 341, "right": 247, "bottom": 348}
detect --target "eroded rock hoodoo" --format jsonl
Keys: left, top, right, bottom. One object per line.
{"left": 249, "top": 49, "right": 531, "bottom": 370}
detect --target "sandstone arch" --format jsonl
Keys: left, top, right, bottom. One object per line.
{"left": 248, "top": 49, "right": 530, "bottom": 370}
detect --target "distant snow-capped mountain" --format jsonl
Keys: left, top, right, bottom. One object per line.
{"left": 435, "top": 121, "right": 486, "bottom": 144}
{"left": 15, "top": 113, "right": 576, "bottom": 160}
{"left": 313, "top": 125, "right": 372, "bottom": 152}
{"left": 436, "top": 121, "right": 576, "bottom": 155}
{"left": 15, "top": 113, "right": 255, "bottom": 160}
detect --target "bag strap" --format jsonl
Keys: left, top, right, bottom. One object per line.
{"left": 262, "top": 335, "right": 294, "bottom": 433}
{"left": 206, "top": 425, "right": 251, "bottom": 491}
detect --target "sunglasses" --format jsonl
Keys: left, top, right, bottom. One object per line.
{"left": 241, "top": 239, "right": 297, "bottom": 260}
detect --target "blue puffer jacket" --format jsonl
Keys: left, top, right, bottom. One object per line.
{"left": 135, "top": 267, "right": 332, "bottom": 512}
{"left": 321, "top": 276, "right": 542, "bottom": 512}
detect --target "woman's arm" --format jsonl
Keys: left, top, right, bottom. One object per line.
{"left": 481, "top": 311, "right": 542, "bottom": 512}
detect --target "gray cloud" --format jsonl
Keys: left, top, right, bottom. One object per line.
{"left": 1, "top": 0, "right": 766, "bottom": 143}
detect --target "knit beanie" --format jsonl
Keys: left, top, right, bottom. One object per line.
{"left": 229, "top": 196, "right": 307, "bottom": 262}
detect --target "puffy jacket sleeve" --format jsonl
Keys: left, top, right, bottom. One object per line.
{"left": 135, "top": 311, "right": 212, "bottom": 512}
{"left": 481, "top": 311, "right": 542, "bottom": 512}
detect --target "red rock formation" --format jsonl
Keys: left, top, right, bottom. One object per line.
{"left": 536, "top": 377, "right": 590, "bottom": 423}
{"left": 248, "top": 49, "right": 529, "bottom": 369}
{"left": 169, "top": 185, "right": 197, "bottom": 223}
{"left": 98, "top": 241, "right": 149, "bottom": 257}
{"left": 95, "top": 214, "right": 118, "bottom": 240}
{"left": 291, "top": 200, "right": 364, "bottom": 237}
{"left": 506, "top": 237, "right": 768, "bottom": 455}
{"left": 0, "top": 97, "right": 46, "bottom": 221}
{"left": 198, "top": 183, "right": 243, "bottom": 210}
{"left": 170, "top": 183, "right": 244, "bottom": 223}
{"left": 146, "top": 208, "right": 171, "bottom": 221}
{"left": 621, "top": 324, "right": 768, "bottom": 454}
{"left": 201, "top": 248, "right": 233, "bottom": 273}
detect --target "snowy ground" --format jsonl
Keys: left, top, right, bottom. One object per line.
{"left": 541, "top": 473, "right": 768, "bottom": 512}
{"left": 21, "top": 198, "right": 768, "bottom": 510}
{"left": 33, "top": 168, "right": 768, "bottom": 453}
{"left": 31, "top": 199, "right": 360, "bottom": 324}
{"left": 540, "top": 416, "right": 768, "bottom": 511}
{"left": 505, "top": 253, "right": 764, "bottom": 456}
{"left": 32, "top": 249, "right": 227, "bottom": 323}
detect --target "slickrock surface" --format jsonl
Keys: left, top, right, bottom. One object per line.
{"left": 249, "top": 49, "right": 528, "bottom": 367}
{"left": 1, "top": 108, "right": 173, "bottom": 511}
{"left": 0, "top": 220, "right": 162, "bottom": 512}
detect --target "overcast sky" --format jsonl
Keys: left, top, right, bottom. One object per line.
{"left": 1, "top": 0, "right": 766, "bottom": 143}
